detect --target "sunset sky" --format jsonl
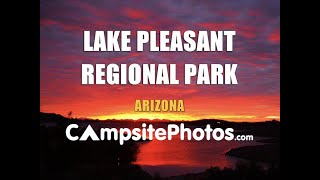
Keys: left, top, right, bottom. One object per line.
{"left": 40, "top": 0, "right": 279, "bottom": 122}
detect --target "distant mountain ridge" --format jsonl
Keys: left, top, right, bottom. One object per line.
{"left": 40, "top": 112, "right": 279, "bottom": 123}
{"left": 40, "top": 112, "right": 280, "bottom": 137}
{"left": 40, "top": 112, "right": 67, "bottom": 123}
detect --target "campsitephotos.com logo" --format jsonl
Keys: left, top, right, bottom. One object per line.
{"left": 65, "top": 123, "right": 254, "bottom": 145}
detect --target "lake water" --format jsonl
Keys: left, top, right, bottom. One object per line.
{"left": 135, "top": 136, "right": 263, "bottom": 177}
{"left": 76, "top": 121, "right": 265, "bottom": 177}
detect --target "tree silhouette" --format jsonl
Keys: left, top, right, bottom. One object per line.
{"left": 67, "top": 111, "right": 73, "bottom": 119}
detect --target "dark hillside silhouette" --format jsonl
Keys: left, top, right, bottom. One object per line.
{"left": 40, "top": 125, "right": 152, "bottom": 180}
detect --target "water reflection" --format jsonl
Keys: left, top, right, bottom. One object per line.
{"left": 135, "top": 135, "right": 262, "bottom": 176}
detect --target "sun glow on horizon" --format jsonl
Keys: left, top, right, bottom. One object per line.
{"left": 89, "top": 112, "right": 195, "bottom": 121}
{"left": 87, "top": 112, "right": 275, "bottom": 122}
{"left": 265, "top": 116, "right": 280, "bottom": 119}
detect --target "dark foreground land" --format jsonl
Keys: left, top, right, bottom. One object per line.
{"left": 40, "top": 112, "right": 280, "bottom": 180}
{"left": 225, "top": 143, "right": 280, "bottom": 164}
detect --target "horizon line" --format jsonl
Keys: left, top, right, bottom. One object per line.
{"left": 40, "top": 111, "right": 280, "bottom": 123}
